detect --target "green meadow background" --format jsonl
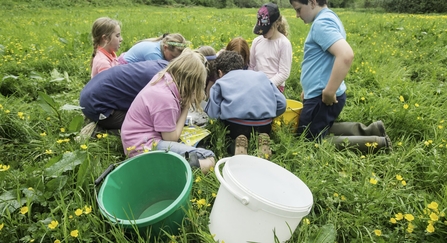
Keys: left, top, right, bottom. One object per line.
{"left": 1, "top": 4, "right": 447, "bottom": 243}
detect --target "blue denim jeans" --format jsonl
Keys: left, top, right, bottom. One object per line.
{"left": 156, "top": 140, "right": 215, "bottom": 160}
{"left": 297, "top": 93, "right": 346, "bottom": 140}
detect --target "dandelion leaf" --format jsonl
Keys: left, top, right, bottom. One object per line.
{"left": 0, "top": 190, "right": 22, "bottom": 213}
{"left": 37, "top": 91, "right": 59, "bottom": 116}
{"left": 60, "top": 104, "right": 83, "bottom": 111}
{"left": 46, "top": 175, "right": 68, "bottom": 192}
{"left": 76, "top": 156, "right": 95, "bottom": 189}
{"left": 68, "top": 115, "right": 85, "bottom": 133}
{"left": 44, "top": 151, "right": 86, "bottom": 178}
{"left": 309, "top": 224, "right": 336, "bottom": 243}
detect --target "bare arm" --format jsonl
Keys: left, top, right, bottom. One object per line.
{"left": 322, "top": 39, "right": 354, "bottom": 105}
{"left": 161, "top": 106, "right": 189, "bottom": 142}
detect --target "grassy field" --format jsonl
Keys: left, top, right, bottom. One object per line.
{"left": 1, "top": 4, "right": 447, "bottom": 243}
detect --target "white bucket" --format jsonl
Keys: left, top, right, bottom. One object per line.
{"left": 209, "top": 155, "right": 313, "bottom": 243}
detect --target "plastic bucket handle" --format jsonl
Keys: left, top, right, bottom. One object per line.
{"left": 215, "top": 157, "right": 250, "bottom": 206}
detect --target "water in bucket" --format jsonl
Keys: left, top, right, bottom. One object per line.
{"left": 209, "top": 155, "right": 313, "bottom": 243}
{"left": 97, "top": 151, "right": 193, "bottom": 238}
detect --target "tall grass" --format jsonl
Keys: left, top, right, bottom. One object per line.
{"left": 1, "top": 5, "right": 447, "bottom": 243}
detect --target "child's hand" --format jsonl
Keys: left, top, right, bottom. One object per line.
{"left": 322, "top": 89, "right": 338, "bottom": 106}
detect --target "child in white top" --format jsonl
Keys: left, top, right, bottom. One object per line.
{"left": 249, "top": 3, "right": 293, "bottom": 93}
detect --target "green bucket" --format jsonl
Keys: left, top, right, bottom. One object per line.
{"left": 96, "top": 150, "right": 193, "bottom": 237}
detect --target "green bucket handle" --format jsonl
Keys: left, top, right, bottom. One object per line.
{"left": 94, "top": 163, "right": 117, "bottom": 186}
{"left": 93, "top": 162, "right": 124, "bottom": 223}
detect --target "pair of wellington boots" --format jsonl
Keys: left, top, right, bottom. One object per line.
{"left": 235, "top": 133, "right": 272, "bottom": 158}
{"left": 327, "top": 121, "right": 392, "bottom": 153}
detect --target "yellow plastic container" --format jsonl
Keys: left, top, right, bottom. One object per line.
{"left": 273, "top": 99, "right": 303, "bottom": 133}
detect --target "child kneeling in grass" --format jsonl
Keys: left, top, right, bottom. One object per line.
{"left": 121, "top": 49, "right": 215, "bottom": 173}
{"left": 205, "top": 51, "right": 287, "bottom": 158}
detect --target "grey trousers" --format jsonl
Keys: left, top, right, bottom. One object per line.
{"left": 327, "top": 121, "right": 389, "bottom": 153}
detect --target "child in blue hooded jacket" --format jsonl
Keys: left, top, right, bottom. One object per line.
{"left": 205, "top": 51, "right": 286, "bottom": 158}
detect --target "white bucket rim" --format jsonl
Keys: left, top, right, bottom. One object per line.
{"left": 216, "top": 155, "right": 313, "bottom": 218}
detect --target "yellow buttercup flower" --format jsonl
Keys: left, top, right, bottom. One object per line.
{"left": 396, "top": 174, "right": 403, "bottom": 181}
{"left": 0, "top": 164, "right": 10, "bottom": 171}
{"left": 369, "top": 178, "right": 378, "bottom": 185}
{"left": 75, "top": 209, "right": 83, "bottom": 216}
{"left": 395, "top": 213, "right": 404, "bottom": 220}
{"left": 84, "top": 205, "right": 92, "bottom": 214}
{"left": 390, "top": 218, "right": 397, "bottom": 224}
{"left": 196, "top": 199, "right": 209, "bottom": 208}
{"left": 54, "top": 240, "right": 61, "bottom": 243}
{"left": 48, "top": 220, "right": 58, "bottom": 229}
{"left": 428, "top": 201, "right": 438, "bottom": 210}
{"left": 80, "top": 144, "right": 88, "bottom": 150}
{"left": 374, "top": 229, "right": 381, "bottom": 236}
{"left": 426, "top": 223, "right": 435, "bottom": 233}
{"left": 20, "top": 206, "right": 28, "bottom": 215}
{"left": 17, "top": 112, "right": 25, "bottom": 119}
{"left": 404, "top": 213, "right": 415, "bottom": 221}
{"left": 430, "top": 212, "right": 439, "bottom": 221}
{"left": 70, "top": 229, "right": 79, "bottom": 237}
{"left": 399, "top": 95, "right": 405, "bottom": 102}
{"left": 407, "top": 223, "right": 414, "bottom": 233}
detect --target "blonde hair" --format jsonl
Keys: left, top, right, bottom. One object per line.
{"left": 197, "top": 46, "right": 218, "bottom": 84}
{"left": 153, "top": 48, "right": 207, "bottom": 110}
{"left": 197, "top": 46, "right": 216, "bottom": 56}
{"left": 90, "top": 17, "right": 121, "bottom": 67}
{"left": 274, "top": 16, "right": 290, "bottom": 37}
{"left": 140, "top": 33, "right": 190, "bottom": 60}
{"left": 225, "top": 37, "right": 250, "bottom": 68}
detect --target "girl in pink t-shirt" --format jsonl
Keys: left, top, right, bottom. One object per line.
{"left": 90, "top": 17, "right": 123, "bottom": 78}
{"left": 121, "top": 49, "right": 215, "bottom": 174}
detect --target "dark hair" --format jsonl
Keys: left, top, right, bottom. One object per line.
{"left": 215, "top": 51, "right": 244, "bottom": 75}
{"left": 289, "top": 0, "right": 327, "bottom": 6}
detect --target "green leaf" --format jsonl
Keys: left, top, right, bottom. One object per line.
{"left": 69, "top": 115, "right": 85, "bottom": 132}
{"left": 76, "top": 156, "right": 91, "bottom": 189}
{"left": 60, "top": 104, "right": 83, "bottom": 111}
{"left": 44, "top": 151, "right": 86, "bottom": 178}
{"left": 37, "top": 91, "right": 59, "bottom": 117}
{"left": 44, "top": 154, "right": 63, "bottom": 168}
{"left": 0, "top": 190, "right": 22, "bottom": 213}
{"left": 310, "top": 224, "right": 336, "bottom": 243}
{"left": 46, "top": 175, "right": 68, "bottom": 192}
{"left": 38, "top": 91, "right": 57, "bottom": 108}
